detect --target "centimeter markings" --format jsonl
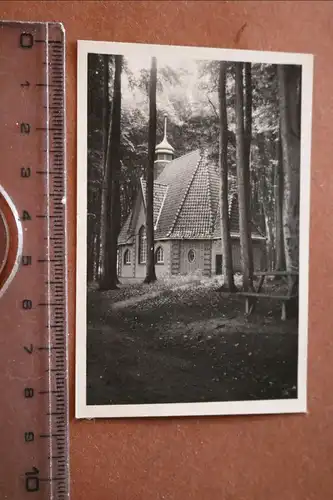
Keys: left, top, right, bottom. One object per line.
{"left": 0, "top": 22, "right": 67, "bottom": 500}
{"left": 29, "top": 25, "right": 68, "bottom": 499}
{"left": 46, "top": 27, "right": 67, "bottom": 499}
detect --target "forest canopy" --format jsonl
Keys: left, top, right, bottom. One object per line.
{"left": 88, "top": 55, "right": 279, "bottom": 216}
{"left": 87, "top": 52, "right": 301, "bottom": 293}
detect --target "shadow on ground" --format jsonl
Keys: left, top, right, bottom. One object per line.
{"left": 86, "top": 276, "right": 298, "bottom": 406}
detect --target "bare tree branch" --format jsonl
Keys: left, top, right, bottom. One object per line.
{"left": 206, "top": 93, "right": 219, "bottom": 119}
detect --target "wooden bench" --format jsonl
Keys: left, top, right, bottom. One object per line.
{"left": 237, "top": 291, "right": 298, "bottom": 321}
{"left": 237, "top": 270, "right": 299, "bottom": 320}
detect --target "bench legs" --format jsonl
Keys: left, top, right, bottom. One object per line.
{"left": 283, "top": 297, "right": 299, "bottom": 321}
{"left": 245, "top": 297, "right": 256, "bottom": 316}
{"left": 245, "top": 298, "right": 292, "bottom": 320}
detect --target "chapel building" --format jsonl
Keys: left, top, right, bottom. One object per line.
{"left": 118, "top": 117, "right": 265, "bottom": 280}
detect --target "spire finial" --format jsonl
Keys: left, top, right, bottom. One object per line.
{"left": 155, "top": 113, "right": 175, "bottom": 169}
{"left": 163, "top": 114, "right": 168, "bottom": 139}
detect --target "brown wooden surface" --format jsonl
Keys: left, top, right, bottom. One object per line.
{"left": 1, "top": 1, "right": 332, "bottom": 499}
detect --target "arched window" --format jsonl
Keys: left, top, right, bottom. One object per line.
{"left": 155, "top": 246, "right": 164, "bottom": 264}
{"left": 123, "top": 249, "right": 131, "bottom": 265}
{"left": 188, "top": 249, "right": 196, "bottom": 263}
{"left": 138, "top": 225, "right": 147, "bottom": 264}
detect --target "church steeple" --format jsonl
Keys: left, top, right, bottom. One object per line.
{"left": 154, "top": 115, "right": 175, "bottom": 179}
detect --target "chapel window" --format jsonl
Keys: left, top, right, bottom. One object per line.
{"left": 123, "top": 249, "right": 131, "bottom": 265}
{"left": 155, "top": 246, "right": 164, "bottom": 264}
{"left": 188, "top": 249, "right": 195, "bottom": 263}
{"left": 138, "top": 225, "right": 147, "bottom": 264}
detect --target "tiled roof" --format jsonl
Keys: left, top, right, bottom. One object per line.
{"left": 168, "top": 153, "right": 218, "bottom": 238}
{"left": 118, "top": 149, "right": 264, "bottom": 244}
{"left": 140, "top": 178, "right": 168, "bottom": 228}
{"left": 213, "top": 191, "right": 238, "bottom": 238}
{"left": 118, "top": 211, "right": 134, "bottom": 244}
{"left": 155, "top": 150, "right": 202, "bottom": 238}
{"left": 213, "top": 191, "right": 263, "bottom": 239}
{"left": 118, "top": 179, "right": 168, "bottom": 244}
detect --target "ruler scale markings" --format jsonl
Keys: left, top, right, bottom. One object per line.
{"left": 0, "top": 22, "right": 67, "bottom": 500}
{"left": 45, "top": 42, "right": 55, "bottom": 500}
{"left": 47, "top": 22, "right": 67, "bottom": 500}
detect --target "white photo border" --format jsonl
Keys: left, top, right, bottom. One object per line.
{"left": 76, "top": 40, "right": 313, "bottom": 419}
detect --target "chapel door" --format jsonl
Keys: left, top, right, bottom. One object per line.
{"left": 215, "top": 254, "right": 222, "bottom": 275}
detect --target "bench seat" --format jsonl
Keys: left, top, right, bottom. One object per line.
{"left": 237, "top": 292, "right": 298, "bottom": 320}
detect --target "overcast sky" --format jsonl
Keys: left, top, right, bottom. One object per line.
{"left": 121, "top": 54, "right": 213, "bottom": 126}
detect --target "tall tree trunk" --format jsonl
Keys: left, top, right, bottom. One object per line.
{"left": 100, "top": 54, "right": 122, "bottom": 290}
{"left": 87, "top": 189, "right": 100, "bottom": 283}
{"left": 94, "top": 188, "right": 102, "bottom": 279}
{"left": 144, "top": 57, "right": 157, "bottom": 284}
{"left": 244, "top": 63, "right": 252, "bottom": 172}
{"left": 92, "top": 190, "right": 99, "bottom": 280}
{"left": 257, "top": 134, "right": 276, "bottom": 271}
{"left": 87, "top": 214, "right": 95, "bottom": 282}
{"left": 275, "top": 132, "right": 286, "bottom": 271}
{"left": 261, "top": 176, "right": 274, "bottom": 271}
{"left": 277, "top": 64, "right": 301, "bottom": 294}
{"left": 99, "top": 54, "right": 111, "bottom": 281}
{"left": 235, "top": 62, "right": 253, "bottom": 291}
{"left": 218, "top": 61, "right": 236, "bottom": 292}
{"left": 87, "top": 54, "right": 99, "bottom": 283}
{"left": 243, "top": 63, "right": 254, "bottom": 276}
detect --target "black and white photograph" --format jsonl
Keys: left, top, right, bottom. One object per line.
{"left": 76, "top": 41, "right": 313, "bottom": 418}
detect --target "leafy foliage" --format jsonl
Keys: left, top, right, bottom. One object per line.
{"left": 87, "top": 53, "right": 284, "bottom": 280}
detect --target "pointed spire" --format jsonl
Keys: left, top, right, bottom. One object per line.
{"left": 154, "top": 114, "right": 175, "bottom": 179}
{"left": 155, "top": 114, "right": 175, "bottom": 159}
{"left": 163, "top": 114, "right": 168, "bottom": 140}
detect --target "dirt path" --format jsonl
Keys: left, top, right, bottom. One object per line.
{"left": 87, "top": 281, "right": 298, "bottom": 406}
{"left": 87, "top": 314, "right": 298, "bottom": 406}
{"left": 111, "top": 281, "right": 198, "bottom": 311}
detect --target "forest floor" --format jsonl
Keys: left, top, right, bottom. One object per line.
{"left": 86, "top": 274, "right": 298, "bottom": 406}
